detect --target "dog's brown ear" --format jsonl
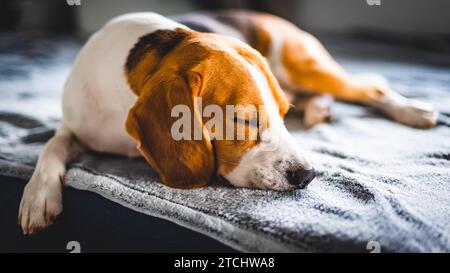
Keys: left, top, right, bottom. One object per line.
{"left": 126, "top": 72, "right": 214, "bottom": 188}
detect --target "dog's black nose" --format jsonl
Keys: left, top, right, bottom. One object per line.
{"left": 286, "top": 167, "right": 316, "bottom": 188}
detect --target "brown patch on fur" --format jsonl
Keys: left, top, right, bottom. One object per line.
{"left": 251, "top": 24, "right": 272, "bottom": 57}
{"left": 126, "top": 28, "right": 189, "bottom": 93}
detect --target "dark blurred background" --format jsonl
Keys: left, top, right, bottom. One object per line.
{"left": 1, "top": 0, "right": 450, "bottom": 37}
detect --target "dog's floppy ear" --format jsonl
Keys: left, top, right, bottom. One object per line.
{"left": 126, "top": 71, "right": 214, "bottom": 189}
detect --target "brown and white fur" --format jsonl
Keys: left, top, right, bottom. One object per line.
{"left": 18, "top": 11, "right": 437, "bottom": 234}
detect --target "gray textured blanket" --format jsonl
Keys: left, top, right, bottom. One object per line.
{"left": 1, "top": 36, "right": 449, "bottom": 252}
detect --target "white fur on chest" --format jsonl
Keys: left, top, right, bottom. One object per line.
{"left": 62, "top": 13, "right": 186, "bottom": 156}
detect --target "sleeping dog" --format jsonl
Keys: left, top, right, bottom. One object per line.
{"left": 19, "top": 11, "right": 438, "bottom": 234}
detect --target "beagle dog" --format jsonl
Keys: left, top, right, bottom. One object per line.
{"left": 19, "top": 11, "right": 437, "bottom": 234}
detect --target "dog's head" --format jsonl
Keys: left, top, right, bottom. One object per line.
{"left": 125, "top": 28, "right": 315, "bottom": 190}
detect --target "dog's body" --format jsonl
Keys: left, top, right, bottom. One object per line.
{"left": 19, "top": 11, "right": 438, "bottom": 234}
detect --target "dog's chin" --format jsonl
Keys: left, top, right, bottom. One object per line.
{"left": 253, "top": 180, "right": 296, "bottom": 191}
{"left": 219, "top": 174, "right": 296, "bottom": 191}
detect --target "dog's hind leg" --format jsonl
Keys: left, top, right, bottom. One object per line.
{"left": 351, "top": 74, "right": 439, "bottom": 128}
{"left": 257, "top": 14, "right": 438, "bottom": 128}
{"left": 18, "top": 124, "right": 84, "bottom": 235}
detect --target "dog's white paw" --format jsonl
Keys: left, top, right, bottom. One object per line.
{"left": 377, "top": 93, "right": 438, "bottom": 128}
{"left": 18, "top": 175, "right": 62, "bottom": 235}
{"left": 303, "top": 95, "right": 334, "bottom": 128}
{"left": 392, "top": 100, "right": 438, "bottom": 128}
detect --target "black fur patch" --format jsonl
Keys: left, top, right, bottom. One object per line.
{"left": 172, "top": 18, "right": 214, "bottom": 33}
{"left": 172, "top": 12, "right": 258, "bottom": 46}
{"left": 126, "top": 28, "right": 188, "bottom": 71}
{"left": 209, "top": 12, "right": 259, "bottom": 46}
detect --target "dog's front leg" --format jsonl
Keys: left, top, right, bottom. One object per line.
{"left": 18, "top": 124, "right": 84, "bottom": 235}
{"left": 289, "top": 93, "right": 334, "bottom": 128}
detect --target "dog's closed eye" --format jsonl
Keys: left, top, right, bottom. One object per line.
{"left": 233, "top": 117, "right": 259, "bottom": 128}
